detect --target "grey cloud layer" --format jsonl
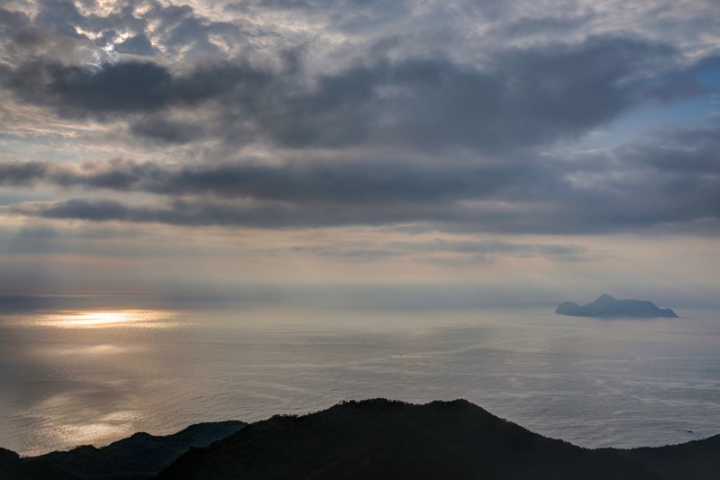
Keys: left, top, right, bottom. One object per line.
{"left": 0, "top": 35, "right": 690, "bottom": 149}
{"left": 0, "top": 0, "right": 719, "bottom": 236}
{"left": 3, "top": 118, "right": 720, "bottom": 233}
{"left": 9, "top": 0, "right": 245, "bottom": 58}
{"left": 0, "top": 0, "right": 712, "bottom": 152}
{"left": 2, "top": 60, "right": 271, "bottom": 116}
{"left": 288, "top": 239, "right": 590, "bottom": 262}
{"left": 0, "top": 159, "right": 522, "bottom": 202}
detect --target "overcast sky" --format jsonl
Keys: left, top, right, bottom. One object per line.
{"left": 0, "top": 0, "right": 718, "bottom": 308}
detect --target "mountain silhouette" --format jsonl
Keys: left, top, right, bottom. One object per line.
{"left": 4, "top": 400, "right": 719, "bottom": 480}
{"left": 16, "top": 420, "right": 245, "bottom": 480}
{"left": 0, "top": 448, "right": 77, "bottom": 480}
{"left": 154, "top": 399, "right": 663, "bottom": 480}
{"left": 605, "top": 434, "right": 720, "bottom": 480}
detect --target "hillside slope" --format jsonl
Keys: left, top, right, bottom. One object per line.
{"left": 609, "top": 434, "right": 720, "bottom": 480}
{"left": 20, "top": 420, "right": 245, "bottom": 480}
{"left": 155, "top": 399, "right": 663, "bottom": 480}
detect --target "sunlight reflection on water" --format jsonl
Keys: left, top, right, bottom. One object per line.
{"left": 1, "top": 307, "right": 720, "bottom": 456}
{"left": 30, "top": 310, "right": 172, "bottom": 328}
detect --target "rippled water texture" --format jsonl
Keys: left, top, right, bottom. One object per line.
{"left": 1, "top": 307, "right": 719, "bottom": 455}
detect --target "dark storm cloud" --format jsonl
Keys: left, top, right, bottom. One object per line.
{"left": 594, "top": 124, "right": 720, "bottom": 223}
{"left": 12, "top": 197, "right": 440, "bottom": 228}
{"left": 1, "top": 34, "right": 693, "bottom": 149}
{"left": 0, "top": 0, "right": 689, "bottom": 148}
{"left": 0, "top": 158, "right": 528, "bottom": 203}
{"left": 114, "top": 34, "right": 159, "bottom": 56}
{"left": 3, "top": 189, "right": 708, "bottom": 232}
{"left": 623, "top": 126, "right": 720, "bottom": 176}
{"left": 0, "top": 7, "right": 33, "bottom": 38}
{"left": 0, "top": 6, "right": 49, "bottom": 57}
{"left": 0, "top": 1, "right": 718, "bottom": 237}
{"left": 0, "top": 193, "right": 616, "bottom": 231}
{"left": 3, "top": 115, "right": 720, "bottom": 233}
{"left": 265, "top": 36, "right": 675, "bottom": 150}
{"left": 1, "top": 59, "right": 272, "bottom": 116}
{"left": 129, "top": 117, "right": 206, "bottom": 143}
{"left": 0, "top": 161, "right": 49, "bottom": 185}
{"left": 34, "top": 0, "right": 86, "bottom": 39}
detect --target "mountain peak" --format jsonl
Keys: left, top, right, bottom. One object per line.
{"left": 155, "top": 399, "right": 664, "bottom": 480}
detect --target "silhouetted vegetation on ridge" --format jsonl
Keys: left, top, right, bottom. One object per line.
{"left": 3, "top": 400, "right": 720, "bottom": 480}
{"left": 0, "top": 447, "right": 78, "bottom": 480}
{"left": 605, "top": 433, "right": 720, "bottom": 480}
{"left": 154, "top": 399, "right": 663, "bottom": 480}
{"left": 19, "top": 420, "right": 245, "bottom": 480}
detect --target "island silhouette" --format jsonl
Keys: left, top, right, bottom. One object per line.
{"left": 556, "top": 294, "right": 678, "bottom": 318}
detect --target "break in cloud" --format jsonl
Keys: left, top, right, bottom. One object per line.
{"left": 0, "top": 0, "right": 719, "bottom": 298}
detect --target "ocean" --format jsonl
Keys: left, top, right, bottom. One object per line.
{"left": 1, "top": 305, "right": 719, "bottom": 456}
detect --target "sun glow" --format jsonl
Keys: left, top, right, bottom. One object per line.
{"left": 35, "top": 310, "right": 170, "bottom": 328}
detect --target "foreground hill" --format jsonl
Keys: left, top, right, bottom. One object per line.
{"left": 154, "top": 399, "right": 663, "bottom": 480}
{"left": 0, "top": 448, "right": 77, "bottom": 480}
{"left": 4, "top": 400, "right": 720, "bottom": 480}
{"left": 556, "top": 294, "right": 678, "bottom": 318}
{"left": 18, "top": 420, "right": 245, "bottom": 480}
{"left": 606, "top": 434, "right": 720, "bottom": 480}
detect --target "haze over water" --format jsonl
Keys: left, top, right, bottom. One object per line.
{"left": 2, "top": 304, "right": 719, "bottom": 456}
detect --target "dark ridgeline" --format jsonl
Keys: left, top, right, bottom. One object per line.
{"left": 605, "top": 434, "right": 720, "bottom": 480}
{"left": 0, "top": 447, "right": 78, "bottom": 480}
{"left": 3, "top": 400, "right": 720, "bottom": 480}
{"left": 154, "top": 399, "right": 663, "bottom": 480}
{"left": 12, "top": 421, "right": 245, "bottom": 480}
{"left": 555, "top": 294, "right": 678, "bottom": 318}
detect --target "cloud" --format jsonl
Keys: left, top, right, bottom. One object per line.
{"left": 129, "top": 116, "right": 207, "bottom": 143}
{"left": 0, "top": 156, "right": 533, "bottom": 206}
{"left": 33, "top": 0, "right": 245, "bottom": 56}
{"left": 34, "top": 0, "right": 86, "bottom": 39}
{"left": 9, "top": 197, "right": 447, "bottom": 228}
{"left": 114, "top": 34, "right": 159, "bottom": 56}
{"left": 285, "top": 238, "right": 590, "bottom": 263}
{"left": 281, "top": 36, "right": 677, "bottom": 150}
{"left": 0, "top": 161, "right": 49, "bottom": 185}
{"left": 499, "top": 13, "right": 596, "bottom": 39}
{"left": 1, "top": 59, "right": 273, "bottom": 117}
{"left": 0, "top": 0, "right": 718, "bottom": 239}
{"left": 225, "top": 0, "right": 413, "bottom": 33}
{"left": 2, "top": 111, "right": 720, "bottom": 234}
{"left": 1, "top": 0, "right": 715, "bottom": 156}
{"left": 1, "top": 34, "right": 694, "bottom": 151}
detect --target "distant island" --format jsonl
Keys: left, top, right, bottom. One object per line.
{"left": 556, "top": 294, "right": 678, "bottom": 318}
{"left": 3, "top": 399, "right": 718, "bottom": 480}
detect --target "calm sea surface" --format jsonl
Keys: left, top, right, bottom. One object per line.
{"left": 1, "top": 306, "right": 719, "bottom": 456}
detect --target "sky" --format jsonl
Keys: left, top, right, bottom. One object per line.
{"left": 0, "top": 0, "right": 719, "bottom": 309}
